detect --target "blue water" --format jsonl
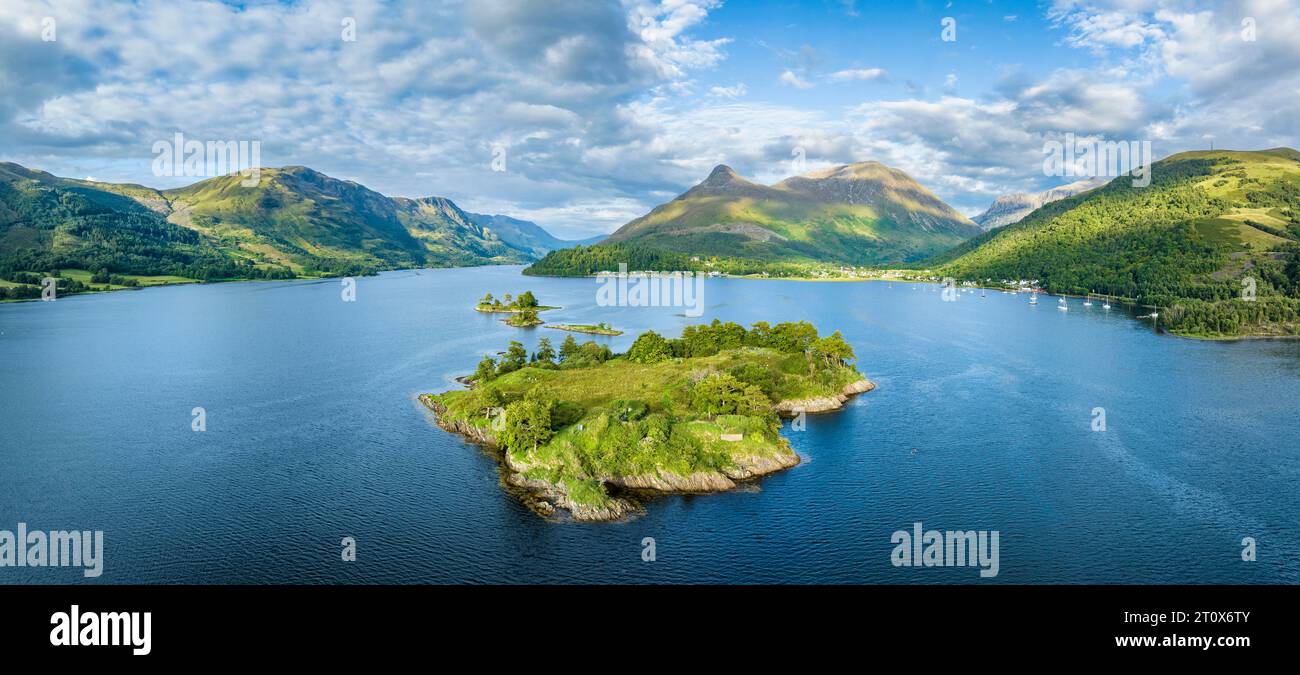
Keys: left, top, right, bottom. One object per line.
{"left": 1, "top": 266, "right": 1297, "bottom": 583}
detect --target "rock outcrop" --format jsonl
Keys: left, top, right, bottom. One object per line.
{"left": 772, "top": 379, "right": 876, "bottom": 414}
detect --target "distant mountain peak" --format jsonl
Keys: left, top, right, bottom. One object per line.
{"left": 972, "top": 177, "right": 1107, "bottom": 231}
{"left": 679, "top": 163, "right": 765, "bottom": 200}
{"left": 704, "top": 164, "right": 739, "bottom": 183}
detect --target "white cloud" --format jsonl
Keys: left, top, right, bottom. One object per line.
{"left": 0, "top": 0, "right": 1296, "bottom": 237}
{"left": 778, "top": 70, "right": 815, "bottom": 89}
{"left": 708, "top": 83, "right": 748, "bottom": 98}
{"left": 1050, "top": 1, "right": 1167, "bottom": 51}
{"left": 828, "top": 68, "right": 888, "bottom": 83}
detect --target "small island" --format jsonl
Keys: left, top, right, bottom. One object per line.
{"left": 475, "top": 290, "right": 559, "bottom": 313}
{"left": 546, "top": 322, "right": 622, "bottom": 336}
{"left": 421, "top": 321, "right": 874, "bottom": 521}
{"left": 477, "top": 291, "right": 557, "bottom": 328}
{"left": 503, "top": 309, "right": 544, "bottom": 328}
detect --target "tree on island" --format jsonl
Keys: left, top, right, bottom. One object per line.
{"left": 481, "top": 386, "right": 504, "bottom": 409}
{"left": 516, "top": 290, "right": 538, "bottom": 308}
{"left": 559, "top": 335, "right": 580, "bottom": 362}
{"left": 474, "top": 355, "right": 498, "bottom": 382}
{"left": 533, "top": 337, "right": 556, "bottom": 365}
{"left": 627, "top": 330, "right": 671, "bottom": 364}
{"left": 689, "top": 372, "right": 771, "bottom": 420}
{"left": 478, "top": 386, "right": 505, "bottom": 421}
{"left": 479, "top": 292, "right": 495, "bottom": 306}
{"left": 811, "top": 330, "right": 856, "bottom": 368}
{"left": 501, "top": 392, "right": 554, "bottom": 452}
{"left": 498, "top": 341, "right": 528, "bottom": 373}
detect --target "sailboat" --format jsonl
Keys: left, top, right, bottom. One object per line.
{"left": 1083, "top": 295, "right": 1093, "bottom": 307}
{"left": 1029, "top": 292, "right": 1038, "bottom": 305}
{"left": 1057, "top": 297, "right": 1068, "bottom": 311}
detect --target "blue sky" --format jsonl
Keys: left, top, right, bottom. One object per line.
{"left": 698, "top": 1, "right": 1073, "bottom": 102}
{"left": 2, "top": 0, "right": 1297, "bottom": 238}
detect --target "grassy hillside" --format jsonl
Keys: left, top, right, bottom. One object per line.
{"left": 594, "top": 162, "right": 979, "bottom": 267}
{"left": 936, "top": 149, "right": 1300, "bottom": 337}
{"left": 0, "top": 162, "right": 538, "bottom": 298}
{"left": 0, "top": 163, "right": 281, "bottom": 292}
{"left": 166, "top": 167, "right": 531, "bottom": 274}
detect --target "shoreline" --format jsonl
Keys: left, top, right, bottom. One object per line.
{"left": 14, "top": 263, "right": 1292, "bottom": 341}
{"left": 544, "top": 324, "right": 623, "bottom": 336}
{"left": 2, "top": 262, "right": 530, "bottom": 304}
{"left": 524, "top": 268, "right": 1298, "bottom": 341}
{"left": 475, "top": 304, "right": 561, "bottom": 314}
{"left": 419, "top": 377, "right": 876, "bottom": 522}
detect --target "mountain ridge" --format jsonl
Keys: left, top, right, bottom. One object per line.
{"left": 600, "top": 160, "right": 979, "bottom": 265}
{"left": 465, "top": 212, "right": 605, "bottom": 256}
{"left": 0, "top": 162, "right": 582, "bottom": 284}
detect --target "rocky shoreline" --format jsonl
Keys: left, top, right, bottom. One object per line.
{"left": 419, "top": 376, "right": 875, "bottom": 522}
{"left": 772, "top": 378, "right": 876, "bottom": 414}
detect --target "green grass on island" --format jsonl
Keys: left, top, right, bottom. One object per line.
{"left": 474, "top": 290, "right": 559, "bottom": 313}
{"left": 422, "top": 320, "right": 871, "bottom": 521}
{"left": 503, "top": 311, "right": 545, "bottom": 328}
{"left": 545, "top": 323, "right": 622, "bottom": 336}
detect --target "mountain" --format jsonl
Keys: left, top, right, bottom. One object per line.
{"left": 0, "top": 162, "right": 258, "bottom": 283}
{"left": 972, "top": 177, "right": 1106, "bottom": 231}
{"left": 600, "top": 161, "right": 980, "bottom": 265}
{"left": 465, "top": 212, "right": 605, "bottom": 257}
{"left": 163, "top": 166, "right": 533, "bottom": 272}
{"left": 0, "top": 163, "right": 536, "bottom": 284}
{"left": 936, "top": 148, "right": 1300, "bottom": 337}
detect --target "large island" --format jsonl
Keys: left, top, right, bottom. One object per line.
{"left": 422, "top": 321, "right": 874, "bottom": 521}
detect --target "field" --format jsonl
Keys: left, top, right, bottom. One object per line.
{"left": 59, "top": 268, "right": 200, "bottom": 290}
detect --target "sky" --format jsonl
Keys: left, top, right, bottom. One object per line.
{"left": 2, "top": 0, "right": 1298, "bottom": 239}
